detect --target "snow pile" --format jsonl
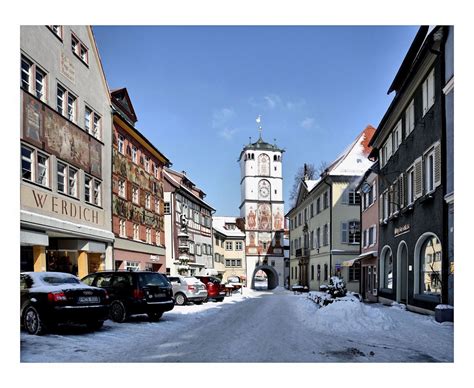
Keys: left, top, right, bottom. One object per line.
{"left": 299, "top": 294, "right": 396, "bottom": 333}
{"left": 390, "top": 301, "right": 407, "bottom": 310}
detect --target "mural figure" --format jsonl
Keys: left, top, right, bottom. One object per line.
{"left": 258, "top": 203, "right": 271, "bottom": 230}
{"left": 248, "top": 232, "right": 256, "bottom": 247}
{"left": 247, "top": 207, "right": 256, "bottom": 229}
{"left": 274, "top": 208, "right": 283, "bottom": 230}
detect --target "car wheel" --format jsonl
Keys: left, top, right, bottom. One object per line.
{"left": 23, "top": 305, "right": 46, "bottom": 335}
{"left": 175, "top": 293, "right": 187, "bottom": 306}
{"left": 217, "top": 298, "right": 224, "bottom": 302}
{"left": 86, "top": 321, "right": 104, "bottom": 331}
{"left": 109, "top": 301, "right": 127, "bottom": 323}
{"left": 148, "top": 312, "right": 163, "bottom": 322}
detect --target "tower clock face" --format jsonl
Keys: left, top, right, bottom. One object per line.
{"left": 259, "top": 185, "right": 269, "bottom": 198}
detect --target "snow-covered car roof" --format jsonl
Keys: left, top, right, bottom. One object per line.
{"left": 21, "top": 271, "right": 100, "bottom": 292}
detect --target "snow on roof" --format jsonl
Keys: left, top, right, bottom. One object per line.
{"left": 305, "top": 178, "right": 321, "bottom": 192}
{"left": 327, "top": 125, "right": 375, "bottom": 177}
{"left": 213, "top": 216, "right": 245, "bottom": 238}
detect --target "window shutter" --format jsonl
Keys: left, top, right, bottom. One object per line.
{"left": 341, "top": 222, "right": 348, "bottom": 243}
{"left": 379, "top": 194, "right": 384, "bottom": 223}
{"left": 393, "top": 181, "right": 399, "bottom": 212}
{"left": 414, "top": 157, "right": 423, "bottom": 199}
{"left": 429, "top": 70, "right": 435, "bottom": 107}
{"left": 387, "top": 137, "right": 392, "bottom": 159}
{"left": 373, "top": 226, "right": 377, "bottom": 246}
{"left": 434, "top": 142, "right": 442, "bottom": 187}
{"left": 399, "top": 174, "right": 405, "bottom": 209}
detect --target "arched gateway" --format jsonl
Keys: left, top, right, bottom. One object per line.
{"left": 250, "top": 265, "right": 279, "bottom": 290}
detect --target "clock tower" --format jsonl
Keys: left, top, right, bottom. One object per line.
{"left": 238, "top": 117, "right": 285, "bottom": 289}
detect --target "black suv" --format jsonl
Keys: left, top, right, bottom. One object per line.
{"left": 82, "top": 271, "right": 174, "bottom": 322}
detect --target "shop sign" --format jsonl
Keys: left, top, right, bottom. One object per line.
{"left": 22, "top": 185, "right": 102, "bottom": 226}
{"left": 394, "top": 224, "right": 410, "bottom": 237}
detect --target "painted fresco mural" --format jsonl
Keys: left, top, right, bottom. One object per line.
{"left": 257, "top": 203, "right": 272, "bottom": 230}
{"left": 22, "top": 91, "right": 102, "bottom": 178}
{"left": 273, "top": 206, "right": 284, "bottom": 230}
{"left": 247, "top": 206, "right": 257, "bottom": 229}
{"left": 258, "top": 153, "right": 270, "bottom": 176}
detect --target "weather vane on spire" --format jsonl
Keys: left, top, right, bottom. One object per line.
{"left": 256, "top": 115, "right": 263, "bottom": 139}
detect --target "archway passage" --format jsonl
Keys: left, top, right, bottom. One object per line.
{"left": 251, "top": 265, "right": 279, "bottom": 290}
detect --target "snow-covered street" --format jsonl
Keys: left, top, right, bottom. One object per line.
{"left": 20, "top": 287, "right": 453, "bottom": 362}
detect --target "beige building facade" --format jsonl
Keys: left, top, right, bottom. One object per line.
{"left": 287, "top": 126, "right": 375, "bottom": 293}
{"left": 20, "top": 26, "right": 114, "bottom": 277}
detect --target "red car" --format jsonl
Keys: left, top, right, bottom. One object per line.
{"left": 195, "top": 276, "right": 226, "bottom": 302}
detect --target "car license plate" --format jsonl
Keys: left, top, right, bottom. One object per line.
{"left": 78, "top": 296, "right": 100, "bottom": 303}
{"left": 154, "top": 293, "right": 166, "bottom": 298}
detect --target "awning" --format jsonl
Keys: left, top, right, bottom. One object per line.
{"left": 358, "top": 250, "right": 378, "bottom": 259}
{"left": 341, "top": 258, "right": 361, "bottom": 267}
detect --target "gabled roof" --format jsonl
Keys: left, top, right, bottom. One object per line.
{"left": 212, "top": 216, "right": 245, "bottom": 238}
{"left": 111, "top": 87, "right": 138, "bottom": 124}
{"left": 164, "top": 168, "right": 215, "bottom": 211}
{"left": 324, "top": 125, "right": 375, "bottom": 177}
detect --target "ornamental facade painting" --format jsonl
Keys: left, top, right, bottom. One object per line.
{"left": 247, "top": 206, "right": 257, "bottom": 229}
{"left": 257, "top": 203, "right": 272, "bottom": 231}
{"left": 273, "top": 206, "right": 284, "bottom": 230}
{"left": 258, "top": 153, "right": 270, "bottom": 176}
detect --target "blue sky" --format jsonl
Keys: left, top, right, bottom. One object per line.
{"left": 93, "top": 26, "right": 419, "bottom": 216}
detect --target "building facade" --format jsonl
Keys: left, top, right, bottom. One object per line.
{"left": 20, "top": 25, "right": 114, "bottom": 278}
{"left": 368, "top": 26, "right": 453, "bottom": 313}
{"left": 212, "top": 217, "right": 246, "bottom": 283}
{"left": 287, "top": 126, "right": 375, "bottom": 293}
{"left": 110, "top": 88, "right": 170, "bottom": 272}
{"left": 163, "top": 168, "right": 214, "bottom": 276}
{"left": 238, "top": 128, "right": 285, "bottom": 289}
{"left": 355, "top": 163, "right": 379, "bottom": 302}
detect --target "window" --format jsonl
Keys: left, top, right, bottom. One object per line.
{"left": 349, "top": 266, "right": 360, "bottom": 282}
{"left": 323, "top": 191, "right": 329, "bottom": 209}
{"left": 310, "top": 231, "right": 314, "bottom": 249}
{"left": 311, "top": 265, "right": 314, "bottom": 281}
{"left": 235, "top": 241, "right": 243, "bottom": 250}
{"left": 310, "top": 203, "right": 314, "bottom": 217}
{"left": 56, "top": 84, "right": 77, "bottom": 123}
{"left": 21, "top": 145, "right": 50, "bottom": 187}
{"left": 144, "top": 156, "right": 150, "bottom": 173}
{"left": 155, "top": 230, "right": 161, "bottom": 245}
{"left": 48, "top": 25, "right": 63, "bottom": 40}
{"left": 118, "top": 179, "right": 126, "bottom": 198}
{"left": 154, "top": 198, "right": 159, "bottom": 213}
{"left": 71, "top": 33, "right": 88, "bottom": 64}
{"left": 21, "top": 56, "right": 47, "bottom": 102}
{"left": 57, "top": 160, "right": 77, "bottom": 197}
{"left": 119, "top": 219, "right": 126, "bottom": 237}
{"left": 84, "top": 175, "right": 101, "bottom": 206}
{"left": 317, "top": 265, "right": 321, "bottom": 281}
{"left": 316, "top": 227, "right": 321, "bottom": 249}
{"left": 145, "top": 193, "right": 151, "bottom": 209}
{"left": 405, "top": 99, "right": 415, "bottom": 136}
{"left": 226, "top": 241, "right": 233, "bottom": 250}
{"left": 323, "top": 224, "right": 329, "bottom": 246}
{"left": 392, "top": 120, "right": 402, "bottom": 154}
{"left": 316, "top": 197, "right": 321, "bottom": 213}
{"left": 348, "top": 190, "right": 360, "bottom": 205}
{"left": 368, "top": 226, "right": 376, "bottom": 246}
{"left": 383, "top": 190, "right": 389, "bottom": 220}
{"left": 84, "top": 107, "right": 101, "bottom": 139}
{"left": 118, "top": 135, "right": 124, "bottom": 154}
{"left": 146, "top": 228, "right": 152, "bottom": 244}
{"left": 133, "top": 224, "right": 140, "bottom": 240}
{"left": 383, "top": 248, "right": 393, "bottom": 289}
{"left": 304, "top": 208, "right": 307, "bottom": 221}
{"left": 422, "top": 68, "right": 435, "bottom": 116}
{"left": 425, "top": 148, "right": 435, "bottom": 194}
{"left": 132, "top": 146, "right": 137, "bottom": 163}
{"left": 125, "top": 261, "right": 140, "bottom": 271}
{"left": 132, "top": 186, "right": 139, "bottom": 204}
{"left": 324, "top": 264, "right": 328, "bottom": 281}
{"left": 298, "top": 213, "right": 302, "bottom": 226}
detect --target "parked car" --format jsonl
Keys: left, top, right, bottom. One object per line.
{"left": 20, "top": 272, "right": 109, "bottom": 335}
{"left": 226, "top": 275, "right": 244, "bottom": 291}
{"left": 195, "top": 275, "right": 226, "bottom": 302}
{"left": 81, "top": 271, "right": 174, "bottom": 322}
{"left": 167, "top": 276, "right": 208, "bottom": 306}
